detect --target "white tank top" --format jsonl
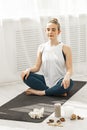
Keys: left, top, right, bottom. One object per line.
{"left": 38, "top": 42, "right": 66, "bottom": 88}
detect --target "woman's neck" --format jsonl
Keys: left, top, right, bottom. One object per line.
{"left": 49, "top": 39, "right": 59, "bottom": 46}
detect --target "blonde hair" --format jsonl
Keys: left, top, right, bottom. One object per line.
{"left": 48, "top": 18, "right": 60, "bottom": 31}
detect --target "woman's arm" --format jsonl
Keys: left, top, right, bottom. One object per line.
{"left": 29, "top": 51, "right": 42, "bottom": 72}
{"left": 21, "top": 51, "right": 42, "bottom": 80}
{"left": 62, "top": 44, "right": 73, "bottom": 89}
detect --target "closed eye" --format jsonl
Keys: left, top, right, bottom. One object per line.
{"left": 46, "top": 28, "right": 56, "bottom": 32}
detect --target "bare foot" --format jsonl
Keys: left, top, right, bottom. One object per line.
{"left": 25, "top": 88, "right": 45, "bottom": 96}
{"left": 25, "top": 88, "right": 32, "bottom": 95}
{"left": 61, "top": 93, "right": 67, "bottom": 97}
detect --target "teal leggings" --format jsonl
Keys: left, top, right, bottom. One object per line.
{"left": 24, "top": 72, "right": 74, "bottom": 96}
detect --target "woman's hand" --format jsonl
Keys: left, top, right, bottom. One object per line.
{"left": 21, "top": 68, "right": 30, "bottom": 80}
{"left": 61, "top": 73, "right": 70, "bottom": 89}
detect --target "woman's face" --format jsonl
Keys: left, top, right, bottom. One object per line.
{"left": 46, "top": 23, "right": 60, "bottom": 40}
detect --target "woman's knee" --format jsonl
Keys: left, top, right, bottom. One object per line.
{"left": 70, "top": 79, "right": 74, "bottom": 88}
{"left": 67, "top": 79, "right": 74, "bottom": 92}
{"left": 23, "top": 73, "right": 32, "bottom": 85}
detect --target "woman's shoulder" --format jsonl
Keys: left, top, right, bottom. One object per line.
{"left": 38, "top": 42, "right": 48, "bottom": 53}
{"left": 62, "top": 43, "right": 71, "bottom": 49}
{"left": 38, "top": 42, "right": 48, "bottom": 48}
{"left": 62, "top": 43, "right": 72, "bottom": 54}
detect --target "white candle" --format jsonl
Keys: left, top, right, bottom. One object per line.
{"left": 54, "top": 103, "right": 61, "bottom": 117}
{"left": 64, "top": 106, "right": 74, "bottom": 118}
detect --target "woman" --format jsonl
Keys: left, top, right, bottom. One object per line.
{"left": 21, "top": 18, "right": 74, "bottom": 96}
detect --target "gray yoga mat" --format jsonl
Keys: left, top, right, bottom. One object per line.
{"left": 0, "top": 81, "right": 86, "bottom": 123}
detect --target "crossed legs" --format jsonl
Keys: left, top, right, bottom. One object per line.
{"left": 23, "top": 72, "right": 74, "bottom": 97}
